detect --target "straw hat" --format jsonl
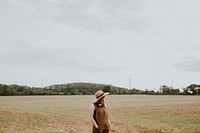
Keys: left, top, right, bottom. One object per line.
{"left": 93, "top": 90, "right": 109, "bottom": 103}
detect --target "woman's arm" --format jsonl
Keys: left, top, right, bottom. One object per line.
{"left": 89, "top": 104, "right": 98, "bottom": 128}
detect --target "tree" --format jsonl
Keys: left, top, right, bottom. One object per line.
{"left": 186, "top": 84, "right": 200, "bottom": 95}
{"left": 103, "top": 85, "right": 111, "bottom": 92}
{"left": 160, "top": 85, "right": 170, "bottom": 94}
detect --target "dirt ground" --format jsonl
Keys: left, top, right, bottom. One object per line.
{"left": 0, "top": 95, "right": 200, "bottom": 133}
{"left": 0, "top": 110, "right": 140, "bottom": 133}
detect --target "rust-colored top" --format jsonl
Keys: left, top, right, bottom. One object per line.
{"left": 93, "top": 104, "right": 110, "bottom": 133}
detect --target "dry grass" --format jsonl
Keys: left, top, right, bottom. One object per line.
{"left": 0, "top": 95, "right": 200, "bottom": 133}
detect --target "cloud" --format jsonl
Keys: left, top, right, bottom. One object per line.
{"left": 1, "top": 41, "right": 87, "bottom": 67}
{"left": 178, "top": 46, "right": 200, "bottom": 51}
{"left": 173, "top": 57, "right": 200, "bottom": 72}
{"left": 0, "top": 40, "right": 125, "bottom": 72}
{"left": 190, "top": 47, "right": 200, "bottom": 51}
{"left": 56, "top": 0, "right": 150, "bottom": 33}
{"left": 3, "top": 0, "right": 150, "bottom": 34}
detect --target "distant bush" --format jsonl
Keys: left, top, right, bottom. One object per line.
{"left": 0, "top": 83, "right": 199, "bottom": 96}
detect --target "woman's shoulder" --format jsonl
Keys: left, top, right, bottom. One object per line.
{"left": 89, "top": 103, "right": 95, "bottom": 110}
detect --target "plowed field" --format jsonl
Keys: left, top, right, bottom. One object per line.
{"left": 0, "top": 95, "right": 200, "bottom": 133}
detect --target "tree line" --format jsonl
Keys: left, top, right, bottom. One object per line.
{"left": 0, "top": 82, "right": 199, "bottom": 96}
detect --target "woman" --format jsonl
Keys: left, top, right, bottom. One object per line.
{"left": 89, "top": 90, "right": 110, "bottom": 133}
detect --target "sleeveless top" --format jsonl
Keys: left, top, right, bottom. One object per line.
{"left": 92, "top": 103, "right": 110, "bottom": 133}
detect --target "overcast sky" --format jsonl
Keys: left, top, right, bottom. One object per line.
{"left": 0, "top": 0, "right": 200, "bottom": 90}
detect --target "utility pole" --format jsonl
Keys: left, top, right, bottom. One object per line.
{"left": 41, "top": 80, "right": 44, "bottom": 88}
{"left": 128, "top": 74, "right": 132, "bottom": 89}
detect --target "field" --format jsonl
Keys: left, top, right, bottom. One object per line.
{"left": 0, "top": 95, "right": 200, "bottom": 133}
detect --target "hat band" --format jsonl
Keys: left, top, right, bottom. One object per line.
{"left": 96, "top": 92, "right": 104, "bottom": 99}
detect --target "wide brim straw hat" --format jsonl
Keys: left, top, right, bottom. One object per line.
{"left": 93, "top": 90, "right": 109, "bottom": 103}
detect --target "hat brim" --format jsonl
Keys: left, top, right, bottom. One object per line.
{"left": 93, "top": 92, "right": 109, "bottom": 103}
